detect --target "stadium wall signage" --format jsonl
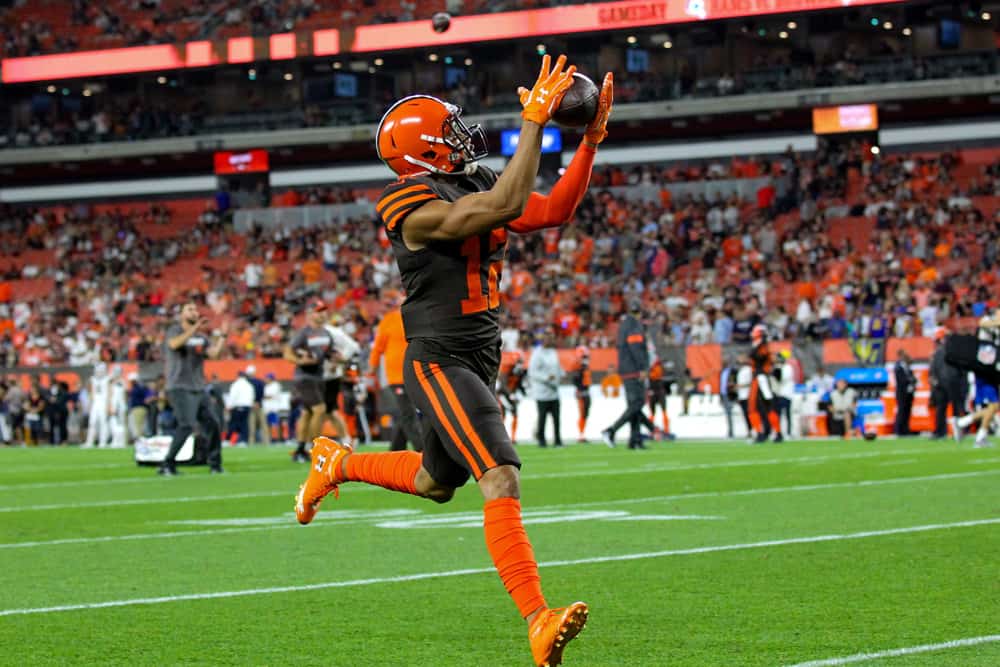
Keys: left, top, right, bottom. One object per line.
{"left": 2, "top": 0, "right": 903, "bottom": 84}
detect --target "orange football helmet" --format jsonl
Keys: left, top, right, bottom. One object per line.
{"left": 376, "top": 95, "right": 488, "bottom": 176}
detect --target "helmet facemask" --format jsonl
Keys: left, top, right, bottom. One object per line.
{"left": 441, "top": 103, "right": 488, "bottom": 173}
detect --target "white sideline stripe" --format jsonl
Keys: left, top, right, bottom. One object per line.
{"left": 523, "top": 448, "right": 932, "bottom": 481}
{"left": 0, "top": 490, "right": 295, "bottom": 513}
{"left": 0, "top": 447, "right": 935, "bottom": 508}
{"left": 1, "top": 518, "right": 997, "bottom": 618}
{"left": 1, "top": 469, "right": 996, "bottom": 549}
{"left": 0, "top": 466, "right": 310, "bottom": 491}
{"left": 784, "top": 634, "right": 1000, "bottom": 666}
{"left": 556, "top": 469, "right": 1000, "bottom": 510}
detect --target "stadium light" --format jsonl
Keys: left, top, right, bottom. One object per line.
{"left": 662, "top": 40, "right": 673, "bottom": 49}
{"left": 902, "top": 27, "right": 912, "bottom": 36}
{"left": 870, "top": 17, "right": 879, "bottom": 26}
{"left": 871, "top": 145, "right": 881, "bottom": 155}
{"left": 332, "top": 62, "right": 342, "bottom": 69}
{"left": 374, "top": 58, "right": 384, "bottom": 66}
{"left": 984, "top": 11, "right": 992, "bottom": 20}
{"left": 428, "top": 53, "right": 439, "bottom": 61}
{"left": 444, "top": 56, "right": 453, "bottom": 64}
{"left": 464, "top": 57, "right": 473, "bottom": 66}
{"left": 536, "top": 43, "right": 546, "bottom": 55}
{"left": 779, "top": 30, "right": 789, "bottom": 39}
{"left": 283, "top": 72, "right": 293, "bottom": 80}
{"left": 787, "top": 21, "right": 798, "bottom": 29}
{"left": 156, "top": 75, "right": 167, "bottom": 84}
{"left": 627, "top": 35, "right": 637, "bottom": 44}
{"left": 883, "top": 21, "right": 893, "bottom": 30}
{"left": 82, "top": 88, "right": 92, "bottom": 97}
{"left": 46, "top": 84, "right": 55, "bottom": 93}
{"left": 247, "top": 68, "right": 257, "bottom": 80}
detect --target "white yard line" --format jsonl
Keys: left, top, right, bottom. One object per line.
{"left": 1, "top": 469, "right": 996, "bottom": 549}
{"left": 0, "top": 447, "right": 940, "bottom": 508}
{"left": 0, "top": 489, "right": 298, "bottom": 513}
{"left": 547, "top": 469, "right": 1000, "bottom": 510}
{"left": 784, "top": 634, "right": 1000, "bottom": 666}
{"left": 523, "top": 448, "right": 934, "bottom": 480}
{"left": 1, "top": 517, "right": 996, "bottom": 617}
{"left": 0, "top": 467, "right": 301, "bottom": 491}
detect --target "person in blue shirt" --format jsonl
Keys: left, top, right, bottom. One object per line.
{"left": 126, "top": 373, "right": 152, "bottom": 442}
{"left": 245, "top": 365, "right": 269, "bottom": 445}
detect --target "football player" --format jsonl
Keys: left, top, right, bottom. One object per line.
{"left": 295, "top": 55, "right": 612, "bottom": 666}
{"left": 749, "top": 324, "right": 783, "bottom": 443}
{"left": 570, "top": 346, "right": 591, "bottom": 443}
{"left": 498, "top": 351, "right": 528, "bottom": 442}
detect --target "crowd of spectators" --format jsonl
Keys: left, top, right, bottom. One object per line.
{"left": 1, "top": 142, "right": 999, "bottom": 372}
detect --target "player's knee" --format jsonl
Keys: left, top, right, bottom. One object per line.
{"left": 414, "top": 468, "right": 455, "bottom": 503}
{"left": 425, "top": 486, "right": 455, "bottom": 504}
{"left": 478, "top": 464, "right": 520, "bottom": 500}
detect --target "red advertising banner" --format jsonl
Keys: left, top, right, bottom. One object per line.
{"left": 213, "top": 149, "right": 269, "bottom": 174}
{"left": 1, "top": 0, "right": 904, "bottom": 83}
{"left": 350, "top": 0, "right": 905, "bottom": 52}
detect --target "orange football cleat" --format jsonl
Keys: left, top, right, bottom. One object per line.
{"left": 294, "top": 436, "right": 352, "bottom": 525}
{"left": 529, "top": 602, "right": 589, "bottom": 667}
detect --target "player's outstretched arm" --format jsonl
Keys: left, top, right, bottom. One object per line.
{"left": 508, "top": 73, "right": 613, "bottom": 234}
{"left": 402, "top": 55, "right": 576, "bottom": 247}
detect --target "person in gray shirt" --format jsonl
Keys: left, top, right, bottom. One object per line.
{"left": 159, "top": 301, "right": 226, "bottom": 476}
{"left": 283, "top": 299, "right": 337, "bottom": 462}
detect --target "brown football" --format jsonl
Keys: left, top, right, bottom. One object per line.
{"left": 552, "top": 73, "right": 600, "bottom": 128}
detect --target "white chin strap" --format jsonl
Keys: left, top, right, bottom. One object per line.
{"left": 402, "top": 154, "right": 478, "bottom": 176}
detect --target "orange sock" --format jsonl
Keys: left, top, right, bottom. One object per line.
{"left": 661, "top": 412, "right": 670, "bottom": 433}
{"left": 511, "top": 416, "right": 518, "bottom": 440}
{"left": 768, "top": 411, "right": 780, "bottom": 434}
{"left": 484, "top": 497, "right": 546, "bottom": 618}
{"left": 577, "top": 417, "right": 585, "bottom": 438}
{"left": 344, "top": 451, "right": 422, "bottom": 495}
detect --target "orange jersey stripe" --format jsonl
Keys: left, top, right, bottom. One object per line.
{"left": 412, "top": 361, "right": 483, "bottom": 477}
{"left": 429, "top": 362, "right": 498, "bottom": 470}
{"left": 384, "top": 193, "right": 437, "bottom": 230}
{"left": 626, "top": 334, "right": 644, "bottom": 344}
{"left": 376, "top": 184, "right": 432, "bottom": 215}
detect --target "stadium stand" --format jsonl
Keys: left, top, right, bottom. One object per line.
{"left": 2, "top": 143, "right": 998, "bottom": 371}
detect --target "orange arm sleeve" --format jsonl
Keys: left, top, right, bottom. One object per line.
{"left": 507, "top": 141, "right": 596, "bottom": 234}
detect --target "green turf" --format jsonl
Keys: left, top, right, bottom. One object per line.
{"left": 0, "top": 438, "right": 997, "bottom": 666}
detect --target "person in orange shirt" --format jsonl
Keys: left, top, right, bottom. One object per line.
{"left": 301, "top": 257, "right": 322, "bottom": 285}
{"left": 369, "top": 306, "right": 423, "bottom": 452}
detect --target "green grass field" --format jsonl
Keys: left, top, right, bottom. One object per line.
{"left": 0, "top": 438, "right": 998, "bottom": 666}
